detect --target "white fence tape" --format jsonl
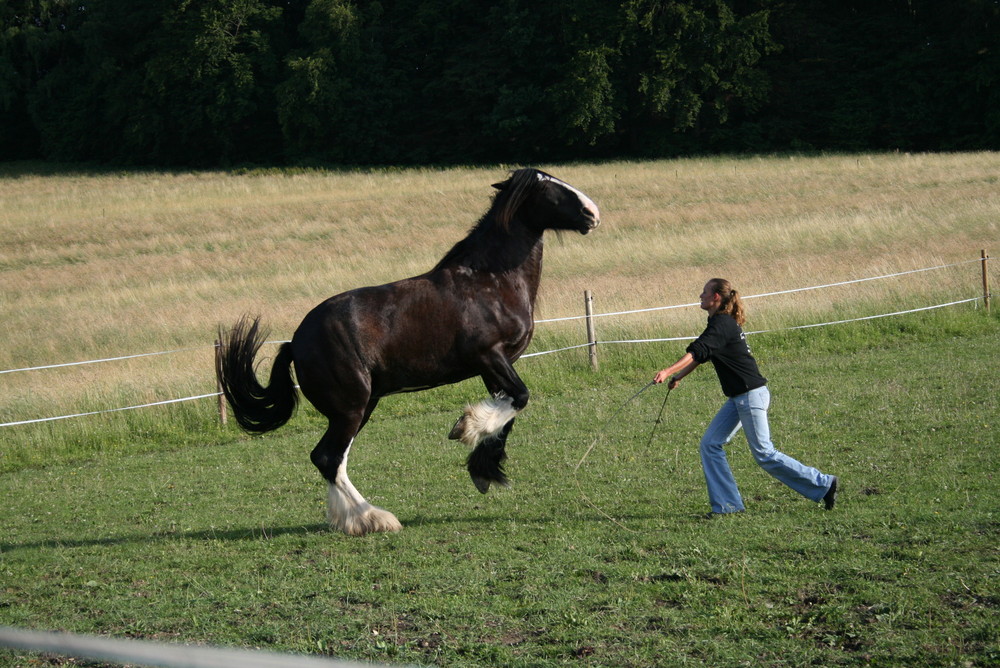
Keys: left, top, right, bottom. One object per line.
{"left": 0, "top": 393, "right": 221, "bottom": 428}
{"left": 747, "top": 297, "right": 981, "bottom": 332}
{"left": 3, "top": 258, "right": 987, "bottom": 375}
{"left": 0, "top": 626, "right": 392, "bottom": 668}
{"left": 0, "top": 257, "right": 990, "bottom": 428}
{"left": 0, "top": 347, "right": 209, "bottom": 375}
{"left": 522, "top": 297, "right": 982, "bottom": 357}
{"left": 534, "top": 257, "right": 984, "bottom": 323}
{"left": 4, "top": 295, "right": 977, "bottom": 428}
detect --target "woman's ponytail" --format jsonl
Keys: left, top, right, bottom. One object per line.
{"left": 708, "top": 278, "right": 747, "bottom": 326}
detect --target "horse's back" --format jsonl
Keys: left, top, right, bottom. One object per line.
{"left": 290, "top": 268, "right": 534, "bottom": 400}
{"left": 291, "top": 276, "right": 473, "bottom": 394}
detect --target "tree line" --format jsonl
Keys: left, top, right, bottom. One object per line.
{"left": 1, "top": 0, "right": 997, "bottom": 167}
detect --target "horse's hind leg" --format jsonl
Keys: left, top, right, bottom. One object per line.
{"left": 311, "top": 420, "right": 402, "bottom": 536}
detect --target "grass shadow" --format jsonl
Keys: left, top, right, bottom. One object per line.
{"left": 0, "top": 523, "right": 330, "bottom": 553}
{"left": 1, "top": 507, "right": 682, "bottom": 553}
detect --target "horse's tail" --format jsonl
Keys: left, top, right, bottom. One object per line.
{"left": 215, "top": 315, "right": 298, "bottom": 433}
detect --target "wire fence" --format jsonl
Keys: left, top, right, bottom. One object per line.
{"left": 0, "top": 255, "right": 992, "bottom": 429}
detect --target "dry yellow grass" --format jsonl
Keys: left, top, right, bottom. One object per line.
{"left": 548, "top": 155, "right": 997, "bottom": 317}
{"left": 1, "top": 154, "right": 997, "bottom": 423}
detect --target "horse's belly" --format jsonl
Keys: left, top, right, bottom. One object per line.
{"left": 372, "top": 357, "right": 477, "bottom": 396}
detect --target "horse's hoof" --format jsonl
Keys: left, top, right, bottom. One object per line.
{"left": 448, "top": 415, "right": 467, "bottom": 441}
{"left": 331, "top": 503, "right": 403, "bottom": 536}
{"left": 470, "top": 474, "right": 511, "bottom": 494}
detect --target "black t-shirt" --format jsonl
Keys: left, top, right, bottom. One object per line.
{"left": 686, "top": 313, "right": 767, "bottom": 398}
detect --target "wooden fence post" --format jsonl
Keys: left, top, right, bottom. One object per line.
{"left": 584, "top": 290, "right": 598, "bottom": 371}
{"left": 214, "top": 340, "right": 228, "bottom": 426}
{"left": 982, "top": 249, "right": 991, "bottom": 313}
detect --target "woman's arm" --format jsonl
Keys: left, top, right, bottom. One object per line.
{"left": 653, "top": 352, "right": 700, "bottom": 389}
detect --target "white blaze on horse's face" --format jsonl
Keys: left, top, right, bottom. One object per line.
{"left": 537, "top": 172, "right": 601, "bottom": 230}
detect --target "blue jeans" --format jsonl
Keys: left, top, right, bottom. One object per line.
{"left": 700, "top": 385, "right": 834, "bottom": 514}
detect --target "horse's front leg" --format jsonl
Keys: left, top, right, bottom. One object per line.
{"left": 448, "top": 352, "right": 527, "bottom": 448}
{"left": 466, "top": 417, "right": 514, "bottom": 492}
{"left": 448, "top": 354, "right": 527, "bottom": 492}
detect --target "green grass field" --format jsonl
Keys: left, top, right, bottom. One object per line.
{"left": 1, "top": 155, "right": 998, "bottom": 666}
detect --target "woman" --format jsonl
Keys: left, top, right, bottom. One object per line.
{"left": 653, "top": 278, "right": 838, "bottom": 515}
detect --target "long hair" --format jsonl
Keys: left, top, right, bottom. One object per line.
{"left": 493, "top": 168, "right": 540, "bottom": 230}
{"left": 707, "top": 278, "right": 747, "bottom": 326}
{"left": 431, "top": 168, "right": 541, "bottom": 272}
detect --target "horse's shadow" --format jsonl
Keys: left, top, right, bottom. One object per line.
{"left": 1, "top": 509, "right": 662, "bottom": 553}
{"left": 0, "top": 523, "right": 328, "bottom": 553}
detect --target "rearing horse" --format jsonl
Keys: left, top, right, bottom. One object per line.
{"left": 216, "top": 168, "right": 600, "bottom": 536}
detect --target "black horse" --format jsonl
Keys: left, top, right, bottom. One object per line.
{"left": 216, "top": 168, "right": 600, "bottom": 535}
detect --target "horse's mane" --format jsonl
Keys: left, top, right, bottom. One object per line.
{"left": 493, "top": 168, "right": 541, "bottom": 231}
{"left": 431, "top": 169, "right": 543, "bottom": 272}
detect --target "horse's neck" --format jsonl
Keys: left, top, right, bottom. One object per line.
{"left": 436, "top": 218, "right": 543, "bottom": 277}
{"left": 520, "top": 240, "right": 544, "bottom": 303}
{"left": 486, "top": 224, "right": 543, "bottom": 294}
{"left": 432, "top": 220, "right": 544, "bottom": 314}
{"left": 498, "top": 232, "right": 544, "bottom": 323}
{"left": 508, "top": 238, "right": 542, "bottom": 314}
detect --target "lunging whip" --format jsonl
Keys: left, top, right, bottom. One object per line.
{"left": 573, "top": 379, "right": 673, "bottom": 531}
{"left": 574, "top": 379, "right": 673, "bottom": 470}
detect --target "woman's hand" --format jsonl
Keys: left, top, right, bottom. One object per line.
{"left": 654, "top": 353, "right": 698, "bottom": 387}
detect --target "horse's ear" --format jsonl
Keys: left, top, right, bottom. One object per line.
{"left": 492, "top": 179, "right": 509, "bottom": 191}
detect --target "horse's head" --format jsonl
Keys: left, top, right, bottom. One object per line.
{"left": 492, "top": 169, "right": 601, "bottom": 235}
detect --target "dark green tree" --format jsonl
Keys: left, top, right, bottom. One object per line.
{"left": 276, "top": 0, "right": 402, "bottom": 163}
{"left": 140, "top": 0, "right": 285, "bottom": 164}
{"left": 7, "top": 0, "right": 996, "bottom": 166}
{"left": 6, "top": 0, "right": 288, "bottom": 165}
{"left": 755, "top": 0, "right": 1000, "bottom": 151}
{"left": 616, "top": 0, "right": 777, "bottom": 155}
{"left": 0, "top": 0, "right": 89, "bottom": 159}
